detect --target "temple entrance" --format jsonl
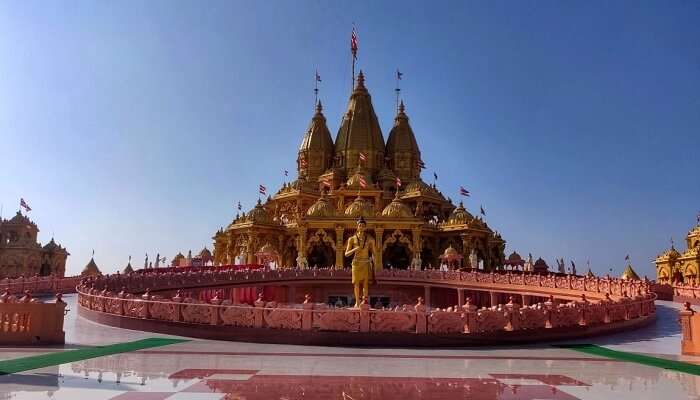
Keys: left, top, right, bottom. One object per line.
{"left": 383, "top": 243, "right": 410, "bottom": 269}
{"left": 420, "top": 247, "right": 434, "bottom": 270}
{"left": 39, "top": 262, "right": 51, "bottom": 276}
{"left": 308, "top": 244, "right": 333, "bottom": 268}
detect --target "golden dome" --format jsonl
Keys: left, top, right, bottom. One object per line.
{"left": 377, "top": 167, "right": 396, "bottom": 182}
{"left": 334, "top": 71, "right": 385, "bottom": 176}
{"left": 81, "top": 257, "right": 102, "bottom": 276}
{"left": 298, "top": 101, "right": 334, "bottom": 178}
{"left": 344, "top": 196, "right": 374, "bottom": 218}
{"left": 307, "top": 194, "right": 336, "bottom": 218}
{"left": 246, "top": 199, "right": 274, "bottom": 224}
{"left": 447, "top": 202, "right": 474, "bottom": 225}
{"left": 381, "top": 194, "right": 413, "bottom": 218}
{"left": 346, "top": 169, "right": 374, "bottom": 190}
{"left": 507, "top": 251, "right": 523, "bottom": 262}
{"left": 199, "top": 247, "right": 212, "bottom": 258}
{"left": 620, "top": 264, "right": 641, "bottom": 280}
{"left": 443, "top": 245, "right": 458, "bottom": 258}
{"left": 386, "top": 101, "right": 421, "bottom": 181}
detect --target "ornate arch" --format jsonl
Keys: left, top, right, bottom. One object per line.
{"left": 382, "top": 230, "right": 413, "bottom": 253}
{"left": 306, "top": 229, "right": 336, "bottom": 251}
{"left": 684, "top": 263, "right": 698, "bottom": 278}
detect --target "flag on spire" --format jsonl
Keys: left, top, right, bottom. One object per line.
{"left": 284, "top": 169, "right": 289, "bottom": 177}
{"left": 624, "top": 254, "right": 630, "bottom": 261}
{"left": 315, "top": 70, "right": 321, "bottom": 82}
{"left": 397, "top": 69, "right": 403, "bottom": 80}
{"left": 351, "top": 25, "right": 358, "bottom": 60}
{"left": 433, "top": 172, "right": 438, "bottom": 180}
{"left": 237, "top": 201, "right": 242, "bottom": 211}
{"left": 259, "top": 185, "right": 267, "bottom": 196}
{"left": 417, "top": 160, "right": 426, "bottom": 169}
{"left": 358, "top": 175, "right": 367, "bottom": 188}
{"left": 20, "top": 198, "right": 31, "bottom": 212}
{"left": 459, "top": 186, "right": 470, "bottom": 197}
{"left": 300, "top": 157, "right": 308, "bottom": 168}
{"left": 321, "top": 176, "right": 332, "bottom": 189}
{"left": 396, "top": 176, "right": 402, "bottom": 188}
{"left": 359, "top": 152, "right": 367, "bottom": 162}
{"left": 480, "top": 205, "right": 486, "bottom": 216}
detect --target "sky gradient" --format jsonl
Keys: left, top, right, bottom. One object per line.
{"left": 1, "top": 1, "right": 699, "bottom": 277}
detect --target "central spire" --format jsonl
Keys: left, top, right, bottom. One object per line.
{"left": 334, "top": 70, "right": 385, "bottom": 178}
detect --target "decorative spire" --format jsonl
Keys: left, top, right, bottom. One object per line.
{"left": 355, "top": 70, "right": 366, "bottom": 90}
{"left": 398, "top": 100, "right": 405, "bottom": 115}
{"left": 315, "top": 100, "right": 323, "bottom": 115}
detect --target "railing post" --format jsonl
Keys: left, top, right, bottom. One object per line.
{"left": 415, "top": 297, "right": 426, "bottom": 334}
{"left": 302, "top": 294, "right": 313, "bottom": 331}
{"left": 254, "top": 295, "right": 265, "bottom": 328}
{"left": 359, "top": 301, "right": 370, "bottom": 333}
{"left": 680, "top": 302, "right": 697, "bottom": 355}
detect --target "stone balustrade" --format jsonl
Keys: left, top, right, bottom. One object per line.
{"left": 0, "top": 293, "right": 68, "bottom": 345}
{"left": 77, "top": 267, "right": 656, "bottom": 344}
{"left": 0, "top": 275, "right": 80, "bottom": 295}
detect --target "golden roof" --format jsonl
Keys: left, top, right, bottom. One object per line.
{"left": 344, "top": 196, "right": 374, "bottom": 218}
{"left": 199, "top": 247, "right": 212, "bottom": 258}
{"left": 620, "top": 264, "right": 641, "bottom": 280}
{"left": 402, "top": 179, "right": 444, "bottom": 200}
{"left": 246, "top": 199, "right": 274, "bottom": 224}
{"left": 386, "top": 101, "right": 421, "bottom": 181}
{"left": 381, "top": 193, "right": 413, "bottom": 218}
{"left": 443, "top": 245, "right": 458, "bottom": 257}
{"left": 507, "top": 251, "right": 523, "bottom": 262}
{"left": 447, "top": 202, "right": 474, "bottom": 225}
{"left": 6, "top": 211, "right": 36, "bottom": 227}
{"left": 334, "top": 71, "right": 385, "bottom": 175}
{"left": 306, "top": 194, "right": 336, "bottom": 218}
{"left": 42, "top": 238, "right": 67, "bottom": 253}
{"left": 298, "top": 101, "right": 334, "bottom": 178}
{"left": 81, "top": 257, "right": 102, "bottom": 276}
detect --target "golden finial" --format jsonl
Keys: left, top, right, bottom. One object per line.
{"left": 316, "top": 100, "right": 323, "bottom": 114}
{"left": 398, "top": 100, "right": 405, "bottom": 114}
{"left": 356, "top": 70, "right": 366, "bottom": 89}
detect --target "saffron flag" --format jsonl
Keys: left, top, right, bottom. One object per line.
{"left": 259, "top": 185, "right": 267, "bottom": 196}
{"left": 397, "top": 69, "right": 403, "bottom": 80}
{"left": 20, "top": 198, "right": 31, "bottom": 212}
{"left": 351, "top": 26, "right": 358, "bottom": 59}
{"left": 396, "top": 176, "right": 402, "bottom": 188}
{"left": 359, "top": 152, "right": 367, "bottom": 162}
{"left": 358, "top": 175, "right": 367, "bottom": 188}
{"left": 321, "top": 176, "right": 332, "bottom": 188}
{"left": 459, "top": 186, "right": 470, "bottom": 197}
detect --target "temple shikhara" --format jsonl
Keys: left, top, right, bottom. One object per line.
{"left": 213, "top": 71, "right": 505, "bottom": 270}
{"left": 655, "top": 218, "right": 700, "bottom": 283}
{"left": 0, "top": 211, "right": 69, "bottom": 278}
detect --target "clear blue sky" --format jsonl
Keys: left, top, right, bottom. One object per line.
{"left": 1, "top": 1, "right": 698, "bottom": 277}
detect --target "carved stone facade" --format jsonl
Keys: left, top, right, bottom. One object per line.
{"left": 656, "top": 219, "right": 700, "bottom": 283}
{"left": 0, "top": 212, "right": 69, "bottom": 278}
{"left": 214, "top": 71, "right": 506, "bottom": 271}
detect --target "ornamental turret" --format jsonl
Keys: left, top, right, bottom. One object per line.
{"left": 298, "top": 101, "right": 334, "bottom": 181}
{"left": 334, "top": 71, "right": 385, "bottom": 178}
{"left": 386, "top": 101, "right": 422, "bottom": 183}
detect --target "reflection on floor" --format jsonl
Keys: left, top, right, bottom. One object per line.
{"left": 1, "top": 296, "right": 700, "bottom": 399}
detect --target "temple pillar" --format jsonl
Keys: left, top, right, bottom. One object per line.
{"left": 411, "top": 228, "right": 422, "bottom": 270}
{"left": 374, "top": 226, "right": 384, "bottom": 271}
{"left": 522, "top": 294, "right": 531, "bottom": 306}
{"left": 489, "top": 291, "right": 498, "bottom": 307}
{"left": 298, "top": 226, "right": 307, "bottom": 268}
{"left": 457, "top": 288, "right": 464, "bottom": 308}
{"left": 246, "top": 234, "right": 257, "bottom": 265}
{"left": 335, "top": 225, "right": 345, "bottom": 269}
{"left": 424, "top": 286, "right": 431, "bottom": 309}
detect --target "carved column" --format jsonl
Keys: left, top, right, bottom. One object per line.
{"left": 374, "top": 226, "right": 384, "bottom": 271}
{"left": 335, "top": 225, "right": 345, "bottom": 269}
{"left": 246, "top": 233, "right": 257, "bottom": 265}
{"left": 457, "top": 288, "right": 464, "bottom": 308}
{"left": 298, "top": 226, "right": 307, "bottom": 258}
{"left": 411, "top": 228, "right": 421, "bottom": 270}
{"left": 489, "top": 291, "right": 498, "bottom": 307}
{"left": 424, "top": 286, "right": 431, "bottom": 309}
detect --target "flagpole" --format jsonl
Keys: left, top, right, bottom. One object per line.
{"left": 395, "top": 71, "right": 400, "bottom": 113}
{"left": 314, "top": 69, "right": 319, "bottom": 110}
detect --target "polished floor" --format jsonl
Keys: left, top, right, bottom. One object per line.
{"left": 1, "top": 296, "right": 699, "bottom": 399}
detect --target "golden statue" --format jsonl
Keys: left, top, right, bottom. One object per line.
{"left": 345, "top": 217, "right": 376, "bottom": 307}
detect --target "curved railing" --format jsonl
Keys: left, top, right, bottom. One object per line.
{"left": 0, "top": 275, "right": 80, "bottom": 295}
{"left": 77, "top": 268, "right": 656, "bottom": 344}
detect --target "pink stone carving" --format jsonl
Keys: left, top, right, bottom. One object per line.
{"left": 181, "top": 303, "right": 212, "bottom": 324}
{"left": 518, "top": 307, "right": 547, "bottom": 330}
{"left": 220, "top": 305, "right": 255, "bottom": 327}
{"left": 370, "top": 310, "right": 415, "bottom": 333}
{"left": 427, "top": 311, "right": 464, "bottom": 334}
{"left": 149, "top": 302, "right": 177, "bottom": 321}
{"left": 264, "top": 308, "right": 302, "bottom": 329}
{"left": 313, "top": 309, "right": 360, "bottom": 331}
{"left": 475, "top": 309, "right": 508, "bottom": 333}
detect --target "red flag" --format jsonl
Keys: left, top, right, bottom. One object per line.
{"left": 300, "top": 158, "right": 308, "bottom": 168}
{"left": 20, "top": 198, "right": 31, "bottom": 212}
{"left": 351, "top": 26, "right": 358, "bottom": 59}
{"left": 259, "top": 185, "right": 267, "bottom": 196}
{"left": 359, "top": 152, "right": 367, "bottom": 162}
{"left": 358, "top": 175, "right": 367, "bottom": 188}
{"left": 321, "top": 176, "right": 332, "bottom": 189}
{"left": 417, "top": 160, "right": 426, "bottom": 169}
{"left": 396, "top": 177, "right": 402, "bottom": 188}
{"left": 459, "top": 186, "right": 470, "bottom": 197}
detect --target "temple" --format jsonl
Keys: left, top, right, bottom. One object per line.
{"left": 213, "top": 71, "right": 506, "bottom": 271}
{"left": 0, "top": 211, "right": 69, "bottom": 278}
{"left": 655, "top": 217, "right": 700, "bottom": 283}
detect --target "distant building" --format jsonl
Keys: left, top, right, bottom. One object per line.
{"left": 0, "top": 211, "right": 69, "bottom": 278}
{"left": 171, "top": 248, "right": 214, "bottom": 267}
{"left": 656, "top": 218, "right": 700, "bottom": 283}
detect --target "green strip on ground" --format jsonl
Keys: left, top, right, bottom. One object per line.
{"left": 0, "top": 338, "right": 187, "bottom": 375}
{"left": 556, "top": 344, "right": 700, "bottom": 376}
